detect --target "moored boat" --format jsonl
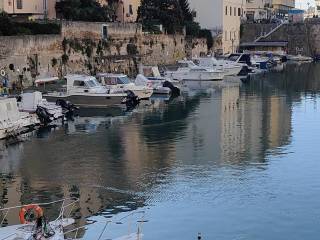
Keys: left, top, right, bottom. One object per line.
{"left": 138, "top": 65, "right": 180, "bottom": 95}
{"left": 96, "top": 73, "right": 153, "bottom": 100}
{"left": 43, "top": 75, "right": 128, "bottom": 108}
{"left": 0, "top": 97, "right": 39, "bottom": 140}
{"left": 0, "top": 199, "right": 77, "bottom": 240}
{"left": 287, "top": 54, "right": 313, "bottom": 62}
{"left": 18, "top": 91, "right": 66, "bottom": 125}
{"left": 165, "top": 60, "right": 224, "bottom": 81}
{"left": 193, "top": 57, "right": 244, "bottom": 76}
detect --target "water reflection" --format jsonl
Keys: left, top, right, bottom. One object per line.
{"left": 1, "top": 63, "right": 320, "bottom": 239}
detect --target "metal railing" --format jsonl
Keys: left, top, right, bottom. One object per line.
{"left": 0, "top": 198, "right": 79, "bottom": 240}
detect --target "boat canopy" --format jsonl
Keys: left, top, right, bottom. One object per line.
{"left": 35, "top": 77, "right": 59, "bottom": 87}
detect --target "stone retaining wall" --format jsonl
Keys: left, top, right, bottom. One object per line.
{"left": 0, "top": 21, "right": 207, "bottom": 87}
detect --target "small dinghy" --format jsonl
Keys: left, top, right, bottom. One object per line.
{"left": 0, "top": 199, "right": 78, "bottom": 240}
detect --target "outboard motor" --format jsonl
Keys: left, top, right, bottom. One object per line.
{"left": 36, "top": 106, "right": 54, "bottom": 125}
{"left": 281, "top": 56, "right": 288, "bottom": 63}
{"left": 163, "top": 81, "right": 180, "bottom": 96}
{"left": 238, "top": 66, "right": 252, "bottom": 76}
{"left": 124, "top": 90, "right": 140, "bottom": 111}
{"left": 56, "top": 99, "right": 78, "bottom": 121}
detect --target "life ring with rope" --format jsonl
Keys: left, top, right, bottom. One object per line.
{"left": 19, "top": 204, "right": 44, "bottom": 224}
{"left": 0, "top": 69, "right": 5, "bottom": 77}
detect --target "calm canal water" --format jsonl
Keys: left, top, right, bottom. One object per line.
{"left": 1, "top": 63, "right": 320, "bottom": 239}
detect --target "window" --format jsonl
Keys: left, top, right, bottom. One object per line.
{"left": 225, "top": 31, "right": 227, "bottom": 41}
{"left": 8, "top": 0, "right": 12, "bottom": 7}
{"left": 129, "top": 4, "right": 133, "bottom": 15}
{"left": 228, "top": 54, "right": 240, "bottom": 62}
{"left": 73, "top": 80, "right": 85, "bottom": 87}
{"left": 105, "top": 77, "right": 117, "bottom": 85}
{"left": 118, "top": 76, "right": 131, "bottom": 84}
{"left": 102, "top": 25, "right": 108, "bottom": 39}
{"left": 87, "top": 80, "right": 98, "bottom": 87}
{"left": 230, "top": 7, "right": 232, "bottom": 16}
{"left": 43, "top": 0, "right": 47, "bottom": 10}
{"left": 225, "top": 6, "right": 228, "bottom": 15}
{"left": 234, "top": 7, "right": 236, "bottom": 16}
{"left": 16, "top": 0, "right": 22, "bottom": 9}
{"left": 238, "top": 8, "right": 241, "bottom": 16}
{"left": 230, "top": 31, "right": 232, "bottom": 40}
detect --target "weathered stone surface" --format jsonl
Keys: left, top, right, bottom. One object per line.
{"left": 240, "top": 22, "right": 320, "bottom": 56}
{"left": 0, "top": 21, "right": 207, "bottom": 87}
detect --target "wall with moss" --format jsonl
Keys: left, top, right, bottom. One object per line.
{"left": 0, "top": 21, "right": 207, "bottom": 87}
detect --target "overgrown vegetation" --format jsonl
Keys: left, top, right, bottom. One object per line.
{"left": 56, "top": 0, "right": 118, "bottom": 22}
{"left": 137, "top": 0, "right": 213, "bottom": 50}
{"left": 0, "top": 12, "right": 60, "bottom": 36}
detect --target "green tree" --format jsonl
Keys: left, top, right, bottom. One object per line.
{"left": 0, "top": 12, "right": 16, "bottom": 36}
{"left": 178, "top": 0, "right": 193, "bottom": 22}
{"left": 138, "top": 0, "right": 185, "bottom": 34}
{"left": 56, "top": 0, "right": 117, "bottom": 22}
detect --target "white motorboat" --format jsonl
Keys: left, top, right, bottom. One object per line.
{"left": 194, "top": 57, "right": 244, "bottom": 76}
{"left": 138, "top": 65, "right": 180, "bottom": 95}
{"left": 0, "top": 199, "right": 77, "bottom": 240}
{"left": 0, "top": 97, "right": 39, "bottom": 140}
{"left": 135, "top": 74, "right": 172, "bottom": 95}
{"left": 164, "top": 60, "right": 224, "bottom": 81}
{"left": 226, "top": 53, "right": 253, "bottom": 66}
{"left": 18, "top": 91, "right": 66, "bottom": 125}
{"left": 43, "top": 75, "right": 128, "bottom": 108}
{"left": 287, "top": 54, "right": 313, "bottom": 62}
{"left": 96, "top": 73, "right": 153, "bottom": 100}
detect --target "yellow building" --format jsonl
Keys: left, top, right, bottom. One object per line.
{"left": 0, "top": 0, "right": 57, "bottom": 19}
{"left": 189, "top": 0, "right": 245, "bottom": 54}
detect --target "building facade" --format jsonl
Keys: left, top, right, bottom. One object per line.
{"left": 189, "top": 0, "right": 245, "bottom": 54}
{"left": 315, "top": 0, "right": 320, "bottom": 16}
{"left": 0, "top": 0, "right": 57, "bottom": 19}
{"left": 98, "top": 0, "right": 140, "bottom": 23}
{"left": 246, "top": 0, "right": 272, "bottom": 21}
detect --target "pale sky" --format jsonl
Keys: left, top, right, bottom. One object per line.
{"left": 296, "top": 0, "right": 315, "bottom": 9}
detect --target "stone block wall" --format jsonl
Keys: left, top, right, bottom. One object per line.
{"left": 240, "top": 23, "right": 278, "bottom": 43}
{"left": 0, "top": 21, "right": 207, "bottom": 87}
{"left": 240, "top": 22, "right": 320, "bottom": 56}
{"left": 61, "top": 21, "right": 142, "bottom": 39}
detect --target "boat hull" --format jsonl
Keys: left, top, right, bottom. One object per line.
{"left": 44, "top": 94, "right": 125, "bottom": 108}
{"left": 128, "top": 89, "right": 153, "bottom": 100}
{"left": 223, "top": 66, "right": 242, "bottom": 76}
{"left": 168, "top": 72, "right": 224, "bottom": 81}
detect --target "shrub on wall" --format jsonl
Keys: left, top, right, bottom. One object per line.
{"left": 127, "top": 43, "right": 139, "bottom": 55}
{"left": 0, "top": 12, "right": 60, "bottom": 36}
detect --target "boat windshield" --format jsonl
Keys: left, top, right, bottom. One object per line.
{"left": 118, "top": 76, "right": 131, "bottom": 84}
{"left": 86, "top": 79, "right": 99, "bottom": 88}
{"left": 178, "top": 61, "right": 196, "bottom": 68}
{"left": 228, "top": 55, "right": 240, "bottom": 62}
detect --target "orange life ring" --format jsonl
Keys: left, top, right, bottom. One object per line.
{"left": 19, "top": 204, "right": 44, "bottom": 224}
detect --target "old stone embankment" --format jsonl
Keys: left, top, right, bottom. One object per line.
{"left": 241, "top": 19, "right": 320, "bottom": 56}
{"left": 0, "top": 21, "right": 207, "bottom": 87}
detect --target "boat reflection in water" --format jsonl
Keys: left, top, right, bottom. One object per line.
{"left": 3, "top": 63, "right": 320, "bottom": 239}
